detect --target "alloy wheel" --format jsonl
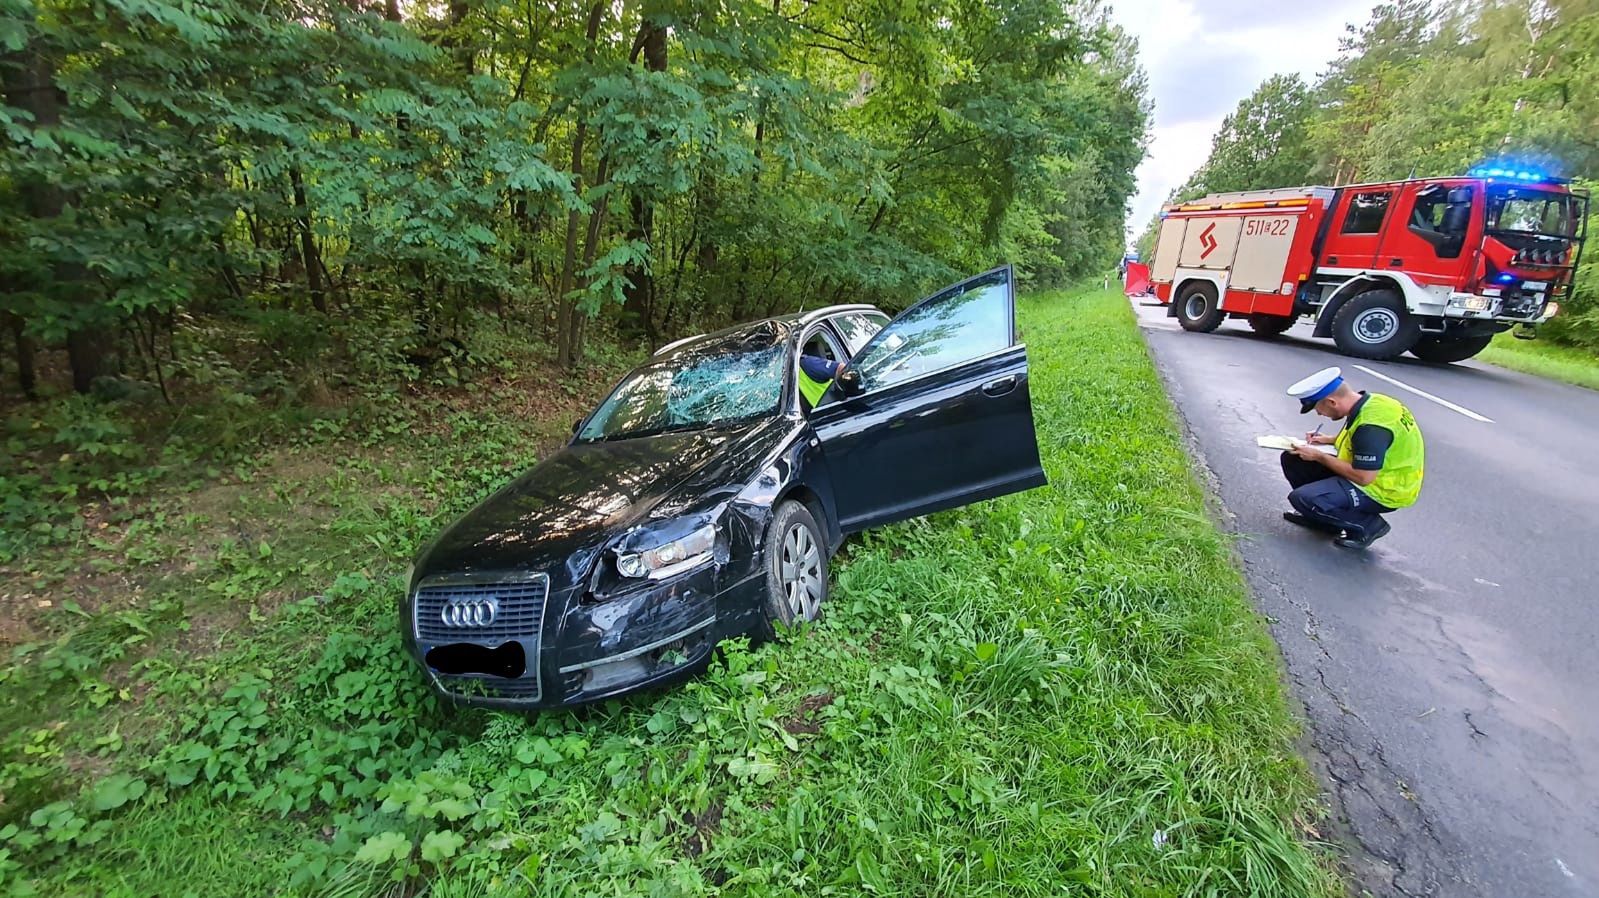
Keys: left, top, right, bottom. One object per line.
{"left": 779, "top": 522, "right": 824, "bottom": 621}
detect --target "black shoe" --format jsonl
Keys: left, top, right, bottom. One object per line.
{"left": 1283, "top": 511, "right": 1339, "bottom": 533}
{"left": 1335, "top": 519, "right": 1391, "bottom": 549}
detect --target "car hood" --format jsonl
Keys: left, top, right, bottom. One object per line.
{"left": 414, "top": 418, "right": 785, "bottom": 582}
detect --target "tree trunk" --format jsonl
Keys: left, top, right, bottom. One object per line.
{"left": 619, "top": 191, "right": 656, "bottom": 342}
{"left": 2, "top": 309, "right": 36, "bottom": 399}
{"left": 554, "top": 119, "right": 588, "bottom": 369}
{"left": 289, "top": 163, "right": 327, "bottom": 313}
{"left": 619, "top": 16, "right": 668, "bottom": 342}
{"left": 443, "top": 0, "right": 474, "bottom": 75}
{"left": 5, "top": 41, "right": 108, "bottom": 393}
{"left": 572, "top": 156, "right": 612, "bottom": 362}
{"left": 555, "top": 2, "right": 605, "bottom": 370}
{"left": 385, "top": 0, "right": 412, "bottom": 135}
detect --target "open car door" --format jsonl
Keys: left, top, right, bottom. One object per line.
{"left": 810, "top": 265, "right": 1047, "bottom": 533}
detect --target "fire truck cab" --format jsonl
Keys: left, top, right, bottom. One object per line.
{"left": 1144, "top": 170, "right": 1588, "bottom": 362}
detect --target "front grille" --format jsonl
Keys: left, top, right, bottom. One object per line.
{"left": 414, "top": 575, "right": 549, "bottom": 643}
{"left": 1501, "top": 291, "right": 1544, "bottom": 318}
{"left": 435, "top": 674, "right": 542, "bottom": 701}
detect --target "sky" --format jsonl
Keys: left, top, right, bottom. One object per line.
{"left": 1108, "top": 0, "right": 1378, "bottom": 244}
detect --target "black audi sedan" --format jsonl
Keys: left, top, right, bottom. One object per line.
{"left": 402, "top": 265, "right": 1046, "bottom": 708}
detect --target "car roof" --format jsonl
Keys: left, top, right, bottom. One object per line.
{"left": 652, "top": 304, "right": 884, "bottom": 359}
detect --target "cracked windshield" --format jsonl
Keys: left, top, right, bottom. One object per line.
{"left": 578, "top": 346, "right": 786, "bottom": 441}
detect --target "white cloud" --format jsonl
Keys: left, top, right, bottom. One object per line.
{"left": 1110, "top": 0, "right": 1375, "bottom": 242}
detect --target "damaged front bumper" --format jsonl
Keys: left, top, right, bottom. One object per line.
{"left": 406, "top": 561, "right": 763, "bottom": 710}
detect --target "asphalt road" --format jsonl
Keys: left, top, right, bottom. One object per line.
{"left": 1129, "top": 300, "right": 1599, "bottom": 898}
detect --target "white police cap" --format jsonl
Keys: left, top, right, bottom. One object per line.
{"left": 1286, "top": 366, "right": 1343, "bottom": 414}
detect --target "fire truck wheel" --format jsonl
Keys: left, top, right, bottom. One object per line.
{"left": 1175, "top": 283, "right": 1225, "bottom": 333}
{"left": 1331, "top": 289, "right": 1420, "bottom": 359}
{"left": 1408, "top": 334, "right": 1493, "bottom": 364}
{"left": 1247, "top": 313, "right": 1296, "bottom": 337}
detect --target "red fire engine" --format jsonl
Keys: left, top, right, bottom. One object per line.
{"left": 1136, "top": 169, "right": 1588, "bottom": 362}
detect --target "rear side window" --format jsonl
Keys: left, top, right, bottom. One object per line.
{"left": 1342, "top": 191, "right": 1393, "bottom": 234}
{"left": 833, "top": 313, "right": 885, "bottom": 354}
{"left": 799, "top": 328, "right": 845, "bottom": 366}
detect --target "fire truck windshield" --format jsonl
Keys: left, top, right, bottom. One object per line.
{"left": 1485, "top": 186, "right": 1584, "bottom": 238}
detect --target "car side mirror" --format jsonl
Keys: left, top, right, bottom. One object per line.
{"left": 834, "top": 368, "right": 864, "bottom": 397}
{"left": 571, "top": 418, "right": 582, "bottom": 435}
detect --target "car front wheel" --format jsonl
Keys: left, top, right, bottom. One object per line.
{"left": 758, "top": 500, "right": 828, "bottom": 638}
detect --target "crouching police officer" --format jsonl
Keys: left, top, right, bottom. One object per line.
{"left": 1281, "top": 366, "right": 1425, "bottom": 549}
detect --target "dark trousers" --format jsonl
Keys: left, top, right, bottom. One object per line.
{"left": 1280, "top": 452, "right": 1394, "bottom": 538}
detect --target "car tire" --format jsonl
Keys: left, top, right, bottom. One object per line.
{"left": 1247, "top": 313, "right": 1296, "bottom": 337}
{"left": 1408, "top": 334, "right": 1492, "bottom": 364}
{"left": 757, "top": 500, "right": 828, "bottom": 640}
{"left": 1331, "top": 289, "right": 1420, "bottom": 360}
{"left": 1175, "top": 282, "right": 1225, "bottom": 333}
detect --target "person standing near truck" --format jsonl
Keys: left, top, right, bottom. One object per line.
{"left": 1280, "top": 367, "right": 1426, "bottom": 549}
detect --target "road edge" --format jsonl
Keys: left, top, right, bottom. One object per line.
{"left": 1127, "top": 303, "right": 1443, "bottom": 898}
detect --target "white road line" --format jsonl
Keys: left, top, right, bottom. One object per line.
{"left": 1352, "top": 364, "right": 1495, "bottom": 424}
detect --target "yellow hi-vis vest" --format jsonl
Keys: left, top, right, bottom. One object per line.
{"left": 797, "top": 370, "right": 832, "bottom": 407}
{"left": 1334, "top": 392, "right": 1425, "bottom": 508}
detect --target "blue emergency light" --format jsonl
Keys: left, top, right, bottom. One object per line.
{"left": 1468, "top": 165, "right": 1552, "bottom": 183}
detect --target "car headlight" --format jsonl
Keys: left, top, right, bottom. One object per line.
{"left": 616, "top": 524, "right": 717, "bottom": 580}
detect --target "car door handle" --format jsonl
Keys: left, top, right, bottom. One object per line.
{"left": 981, "top": 375, "right": 1017, "bottom": 397}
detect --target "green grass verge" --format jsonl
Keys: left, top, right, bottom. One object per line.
{"left": 1, "top": 288, "right": 1336, "bottom": 896}
{"left": 1478, "top": 332, "right": 1599, "bottom": 390}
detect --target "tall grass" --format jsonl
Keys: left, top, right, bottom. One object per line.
{"left": 1478, "top": 332, "right": 1599, "bottom": 390}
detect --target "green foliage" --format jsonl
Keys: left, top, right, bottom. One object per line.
{"left": 0, "top": 0, "right": 1148, "bottom": 397}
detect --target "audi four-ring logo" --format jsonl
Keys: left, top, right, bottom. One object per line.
{"left": 441, "top": 596, "right": 499, "bottom": 627}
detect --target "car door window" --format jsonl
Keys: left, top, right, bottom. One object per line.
{"left": 800, "top": 328, "right": 844, "bottom": 366}
{"left": 832, "top": 313, "right": 885, "bottom": 354}
{"left": 846, "top": 267, "right": 1012, "bottom": 393}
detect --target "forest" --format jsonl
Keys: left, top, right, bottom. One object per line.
{"left": 1141, "top": 0, "right": 1599, "bottom": 348}
{"left": 1, "top": 0, "right": 1148, "bottom": 402}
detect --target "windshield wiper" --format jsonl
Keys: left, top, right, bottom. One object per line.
{"left": 591, "top": 422, "right": 704, "bottom": 442}
{"left": 587, "top": 413, "right": 771, "bottom": 443}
